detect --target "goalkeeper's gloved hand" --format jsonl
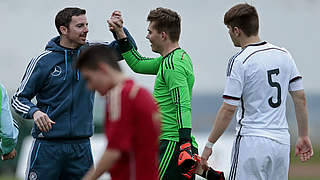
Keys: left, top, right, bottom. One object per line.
{"left": 178, "top": 141, "right": 196, "bottom": 178}
{"left": 193, "top": 154, "right": 225, "bottom": 180}
{"left": 181, "top": 163, "right": 197, "bottom": 179}
{"left": 201, "top": 167, "right": 225, "bottom": 180}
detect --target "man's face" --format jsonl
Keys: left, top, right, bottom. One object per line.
{"left": 146, "top": 21, "right": 163, "bottom": 53}
{"left": 227, "top": 26, "right": 241, "bottom": 47}
{"left": 64, "top": 15, "right": 89, "bottom": 47}
{"left": 81, "top": 66, "right": 113, "bottom": 96}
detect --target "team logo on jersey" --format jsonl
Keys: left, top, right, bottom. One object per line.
{"left": 29, "top": 171, "right": 37, "bottom": 180}
{"left": 51, "top": 65, "right": 62, "bottom": 77}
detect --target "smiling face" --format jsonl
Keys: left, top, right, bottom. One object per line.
{"left": 146, "top": 21, "right": 163, "bottom": 53}
{"left": 61, "top": 15, "right": 89, "bottom": 48}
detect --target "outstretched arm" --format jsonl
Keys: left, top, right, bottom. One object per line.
{"left": 107, "top": 27, "right": 137, "bottom": 61}
{"left": 82, "top": 149, "right": 121, "bottom": 180}
{"left": 290, "top": 90, "right": 313, "bottom": 162}
{"left": 201, "top": 102, "right": 236, "bottom": 169}
{"left": 107, "top": 11, "right": 162, "bottom": 75}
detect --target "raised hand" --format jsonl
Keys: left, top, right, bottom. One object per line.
{"left": 107, "top": 10, "right": 123, "bottom": 32}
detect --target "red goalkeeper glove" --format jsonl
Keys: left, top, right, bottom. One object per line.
{"left": 178, "top": 142, "right": 196, "bottom": 178}
{"left": 193, "top": 154, "right": 225, "bottom": 180}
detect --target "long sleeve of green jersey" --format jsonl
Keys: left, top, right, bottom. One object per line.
{"left": 0, "top": 84, "right": 19, "bottom": 155}
{"left": 118, "top": 38, "right": 162, "bottom": 75}
{"left": 118, "top": 39, "right": 162, "bottom": 75}
{"left": 163, "top": 58, "right": 192, "bottom": 130}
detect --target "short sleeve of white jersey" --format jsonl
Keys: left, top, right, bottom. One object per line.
{"left": 288, "top": 53, "right": 304, "bottom": 91}
{"left": 223, "top": 59, "right": 244, "bottom": 106}
{"left": 289, "top": 78, "right": 303, "bottom": 91}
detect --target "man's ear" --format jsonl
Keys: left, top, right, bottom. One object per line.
{"left": 161, "top": 31, "right": 168, "bottom": 40}
{"left": 60, "top": 26, "right": 68, "bottom": 35}
{"left": 233, "top": 27, "right": 241, "bottom": 37}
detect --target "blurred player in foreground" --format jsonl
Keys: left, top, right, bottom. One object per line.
{"left": 0, "top": 83, "right": 19, "bottom": 161}
{"left": 77, "top": 45, "right": 160, "bottom": 180}
{"left": 201, "top": 3, "right": 313, "bottom": 180}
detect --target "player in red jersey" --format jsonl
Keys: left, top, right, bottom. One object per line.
{"left": 77, "top": 44, "right": 161, "bottom": 180}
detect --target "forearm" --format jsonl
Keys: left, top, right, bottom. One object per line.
{"left": 291, "top": 90, "right": 309, "bottom": 137}
{"left": 170, "top": 87, "right": 192, "bottom": 141}
{"left": 178, "top": 108, "right": 192, "bottom": 142}
{"left": 208, "top": 103, "right": 236, "bottom": 143}
{"left": 1, "top": 87, "right": 19, "bottom": 154}
{"left": 114, "top": 27, "right": 127, "bottom": 39}
{"left": 0, "top": 119, "right": 18, "bottom": 154}
{"left": 118, "top": 38, "right": 161, "bottom": 74}
{"left": 11, "top": 95, "right": 38, "bottom": 119}
{"left": 91, "top": 149, "right": 121, "bottom": 179}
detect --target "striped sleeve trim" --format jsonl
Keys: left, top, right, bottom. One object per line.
{"left": 170, "top": 53, "right": 174, "bottom": 70}
{"left": 173, "top": 87, "right": 183, "bottom": 129}
{"left": 227, "top": 48, "right": 246, "bottom": 77}
{"left": 223, "top": 95, "right": 241, "bottom": 100}
{"left": 289, "top": 76, "right": 302, "bottom": 83}
{"left": 181, "top": 52, "right": 186, "bottom": 61}
{"left": 130, "top": 48, "right": 156, "bottom": 61}
{"left": 13, "top": 119, "right": 19, "bottom": 130}
{"left": 164, "top": 53, "right": 175, "bottom": 70}
{"left": 12, "top": 50, "right": 51, "bottom": 114}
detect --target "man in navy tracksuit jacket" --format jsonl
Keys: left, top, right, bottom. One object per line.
{"left": 11, "top": 7, "right": 136, "bottom": 180}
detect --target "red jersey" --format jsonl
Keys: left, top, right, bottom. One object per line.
{"left": 105, "top": 79, "right": 161, "bottom": 180}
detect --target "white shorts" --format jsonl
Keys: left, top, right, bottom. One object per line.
{"left": 228, "top": 135, "right": 290, "bottom": 180}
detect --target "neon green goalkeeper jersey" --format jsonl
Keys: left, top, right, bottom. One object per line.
{"left": 119, "top": 40, "right": 197, "bottom": 148}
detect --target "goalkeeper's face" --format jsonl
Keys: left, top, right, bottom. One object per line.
{"left": 146, "top": 21, "right": 163, "bottom": 54}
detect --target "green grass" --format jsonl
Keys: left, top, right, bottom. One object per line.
{"left": 0, "top": 177, "right": 19, "bottom": 180}
{"left": 289, "top": 177, "right": 319, "bottom": 180}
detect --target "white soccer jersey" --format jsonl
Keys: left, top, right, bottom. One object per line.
{"left": 223, "top": 41, "right": 303, "bottom": 145}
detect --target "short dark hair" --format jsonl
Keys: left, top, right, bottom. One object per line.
{"left": 76, "top": 45, "right": 121, "bottom": 71}
{"left": 147, "top": 7, "right": 181, "bottom": 42}
{"left": 224, "top": 3, "right": 259, "bottom": 37}
{"left": 55, "top": 7, "right": 86, "bottom": 34}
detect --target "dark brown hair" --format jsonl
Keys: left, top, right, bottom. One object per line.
{"left": 55, "top": 7, "right": 86, "bottom": 34}
{"left": 224, "top": 3, "right": 259, "bottom": 37}
{"left": 147, "top": 7, "right": 181, "bottom": 42}
{"left": 76, "top": 45, "right": 121, "bottom": 71}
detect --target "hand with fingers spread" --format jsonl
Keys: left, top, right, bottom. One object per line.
{"left": 1, "top": 148, "right": 16, "bottom": 161}
{"left": 33, "top": 110, "right": 55, "bottom": 132}
{"left": 295, "top": 136, "right": 313, "bottom": 162}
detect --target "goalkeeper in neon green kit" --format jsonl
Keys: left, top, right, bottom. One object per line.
{"left": 108, "top": 8, "right": 224, "bottom": 180}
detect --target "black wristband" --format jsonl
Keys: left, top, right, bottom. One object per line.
{"left": 179, "top": 128, "right": 192, "bottom": 144}
{"left": 118, "top": 37, "right": 133, "bottom": 53}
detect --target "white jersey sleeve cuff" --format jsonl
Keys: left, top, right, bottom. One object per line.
{"left": 289, "top": 78, "right": 303, "bottom": 91}
{"left": 223, "top": 98, "right": 240, "bottom": 106}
